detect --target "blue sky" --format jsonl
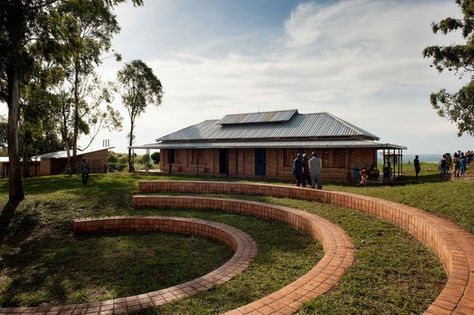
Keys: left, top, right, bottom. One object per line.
{"left": 87, "top": 0, "right": 474, "bottom": 155}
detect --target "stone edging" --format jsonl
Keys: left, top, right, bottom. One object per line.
{"left": 137, "top": 180, "right": 474, "bottom": 315}
{"left": 133, "top": 195, "right": 355, "bottom": 314}
{"left": 0, "top": 216, "right": 257, "bottom": 315}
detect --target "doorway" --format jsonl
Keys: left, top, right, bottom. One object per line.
{"left": 219, "top": 149, "right": 229, "bottom": 175}
{"left": 255, "top": 148, "right": 266, "bottom": 176}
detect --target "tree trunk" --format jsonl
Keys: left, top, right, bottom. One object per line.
{"left": 0, "top": 0, "right": 26, "bottom": 231}
{"left": 72, "top": 61, "right": 80, "bottom": 173}
{"left": 128, "top": 118, "right": 134, "bottom": 172}
{"left": 1, "top": 65, "right": 25, "bottom": 228}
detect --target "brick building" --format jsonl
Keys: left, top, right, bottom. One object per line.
{"left": 35, "top": 147, "right": 111, "bottom": 175}
{"left": 133, "top": 110, "right": 405, "bottom": 182}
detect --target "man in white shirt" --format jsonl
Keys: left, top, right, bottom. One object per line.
{"left": 309, "top": 152, "right": 322, "bottom": 189}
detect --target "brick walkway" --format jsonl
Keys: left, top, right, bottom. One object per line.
{"left": 137, "top": 181, "right": 474, "bottom": 315}
{"left": 0, "top": 216, "right": 257, "bottom": 315}
{"left": 133, "top": 195, "right": 355, "bottom": 314}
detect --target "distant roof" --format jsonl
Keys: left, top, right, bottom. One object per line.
{"left": 218, "top": 109, "right": 297, "bottom": 125}
{"left": 159, "top": 111, "right": 379, "bottom": 142}
{"left": 35, "top": 147, "right": 113, "bottom": 159}
{"left": 134, "top": 140, "right": 406, "bottom": 150}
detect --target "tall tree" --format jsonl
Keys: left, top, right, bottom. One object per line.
{"left": 0, "top": 0, "right": 143, "bottom": 226}
{"left": 117, "top": 60, "right": 163, "bottom": 172}
{"left": 423, "top": 0, "right": 474, "bottom": 136}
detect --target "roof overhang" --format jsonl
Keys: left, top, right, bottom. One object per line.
{"left": 131, "top": 141, "right": 406, "bottom": 150}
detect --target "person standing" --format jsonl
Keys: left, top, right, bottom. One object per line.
{"left": 460, "top": 153, "right": 467, "bottom": 175}
{"left": 301, "top": 153, "right": 311, "bottom": 187}
{"left": 309, "top": 152, "right": 322, "bottom": 189}
{"left": 292, "top": 153, "right": 303, "bottom": 187}
{"left": 80, "top": 158, "right": 90, "bottom": 186}
{"left": 414, "top": 155, "right": 421, "bottom": 178}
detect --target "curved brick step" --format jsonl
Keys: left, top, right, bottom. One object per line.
{"left": 0, "top": 216, "right": 257, "bottom": 315}
{"left": 137, "top": 180, "right": 474, "bottom": 315}
{"left": 133, "top": 195, "right": 355, "bottom": 314}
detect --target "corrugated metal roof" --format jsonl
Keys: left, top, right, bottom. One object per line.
{"left": 159, "top": 112, "right": 379, "bottom": 142}
{"left": 219, "top": 109, "right": 297, "bottom": 125}
{"left": 133, "top": 140, "right": 406, "bottom": 150}
{"left": 34, "top": 147, "right": 114, "bottom": 159}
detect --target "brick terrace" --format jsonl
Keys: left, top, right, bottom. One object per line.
{"left": 133, "top": 195, "right": 355, "bottom": 314}
{"left": 0, "top": 216, "right": 257, "bottom": 315}
{"left": 137, "top": 181, "right": 474, "bottom": 315}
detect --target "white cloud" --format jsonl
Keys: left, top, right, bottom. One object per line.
{"left": 91, "top": 0, "right": 474, "bottom": 155}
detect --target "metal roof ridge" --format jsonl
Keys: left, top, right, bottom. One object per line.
{"left": 157, "top": 119, "right": 220, "bottom": 141}
{"left": 323, "top": 112, "right": 380, "bottom": 140}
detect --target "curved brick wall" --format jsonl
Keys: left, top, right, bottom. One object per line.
{"left": 133, "top": 195, "right": 355, "bottom": 314}
{"left": 0, "top": 216, "right": 257, "bottom": 315}
{"left": 137, "top": 180, "right": 474, "bottom": 315}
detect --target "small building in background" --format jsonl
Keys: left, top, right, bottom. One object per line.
{"left": 0, "top": 147, "right": 112, "bottom": 177}
{"left": 132, "top": 109, "right": 406, "bottom": 182}
{"left": 35, "top": 147, "right": 112, "bottom": 176}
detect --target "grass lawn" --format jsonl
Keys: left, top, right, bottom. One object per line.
{"left": 0, "top": 174, "right": 321, "bottom": 309}
{"left": 328, "top": 178, "right": 474, "bottom": 234}
{"left": 0, "top": 173, "right": 461, "bottom": 313}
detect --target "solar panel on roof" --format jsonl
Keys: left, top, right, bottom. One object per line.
{"left": 219, "top": 109, "right": 297, "bottom": 125}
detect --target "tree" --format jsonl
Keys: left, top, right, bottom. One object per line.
{"left": 53, "top": 75, "right": 122, "bottom": 174}
{"left": 117, "top": 60, "right": 163, "bottom": 172}
{"left": 151, "top": 151, "right": 160, "bottom": 164}
{"left": 423, "top": 0, "right": 474, "bottom": 136}
{"left": 0, "top": 0, "right": 143, "bottom": 226}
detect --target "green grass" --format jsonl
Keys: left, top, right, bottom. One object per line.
{"left": 0, "top": 174, "right": 321, "bottom": 310}
{"left": 327, "top": 180, "right": 474, "bottom": 234}
{"left": 0, "top": 173, "right": 458, "bottom": 313}
{"left": 136, "top": 194, "right": 445, "bottom": 314}
{"left": 0, "top": 233, "right": 233, "bottom": 306}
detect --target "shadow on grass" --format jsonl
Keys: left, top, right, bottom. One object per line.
{"left": 0, "top": 231, "right": 232, "bottom": 307}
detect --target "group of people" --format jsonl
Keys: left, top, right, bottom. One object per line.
{"left": 353, "top": 164, "right": 379, "bottom": 186}
{"left": 292, "top": 152, "right": 322, "bottom": 189}
{"left": 439, "top": 150, "right": 472, "bottom": 177}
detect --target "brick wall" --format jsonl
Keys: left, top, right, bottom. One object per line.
{"left": 0, "top": 216, "right": 257, "bottom": 315}
{"left": 133, "top": 194, "right": 354, "bottom": 315}
{"left": 137, "top": 180, "right": 474, "bottom": 315}
{"left": 159, "top": 148, "right": 377, "bottom": 182}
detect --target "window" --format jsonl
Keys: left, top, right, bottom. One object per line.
{"left": 333, "top": 149, "right": 346, "bottom": 168}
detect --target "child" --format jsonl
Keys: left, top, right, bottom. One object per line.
{"left": 359, "top": 166, "right": 367, "bottom": 187}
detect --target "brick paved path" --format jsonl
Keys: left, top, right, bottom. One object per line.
{"left": 0, "top": 216, "right": 257, "bottom": 315}
{"left": 137, "top": 181, "right": 474, "bottom": 315}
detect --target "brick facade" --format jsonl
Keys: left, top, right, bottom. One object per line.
{"left": 160, "top": 147, "right": 377, "bottom": 181}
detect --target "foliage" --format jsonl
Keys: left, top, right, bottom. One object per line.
{"left": 0, "top": 117, "right": 7, "bottom": 150}
{"left": 139, "top": 153, "right": 152, "bottom": 168}
{"left": 106, "top": 151, "right": 127, "bottom": 172}
{"left": 150, "top": 152, "right": 160, "bottom": 164}
{"left": 423, "top": 0, "right": 474, "bottom": 136}
{"left": 0, "top": 0, "right": 143, "bottom": 219}
{"left": 117, "top": 60, "right": 163, "bottom": 172}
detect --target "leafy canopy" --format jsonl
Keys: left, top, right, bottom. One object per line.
{"left": 117, "top": 59, "right": 163, "bottom": 120}
{"left": 423, "top": 0, "right": 474, "bottom": 136}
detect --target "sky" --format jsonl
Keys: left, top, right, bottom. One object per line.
{"left": 78, "top": 0, "right": 472, "bottom": 154}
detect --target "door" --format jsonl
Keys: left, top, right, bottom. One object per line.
{"left": 219, "top": 149, "right": 229, "bottom": 175}
{"left": 255, "top": 148, "right": 266, "bottom": 176}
